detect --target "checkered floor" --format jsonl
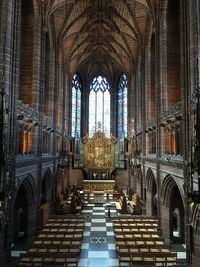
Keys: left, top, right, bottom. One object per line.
{"left": 78, "top": 201, "right": 119, "bottom": 267}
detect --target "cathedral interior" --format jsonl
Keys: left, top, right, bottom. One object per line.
{"left": 0, "top": 0, "right": 200, "bottom": 266}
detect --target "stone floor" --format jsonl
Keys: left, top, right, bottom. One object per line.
{"left": 78, "top": 201, "right": 119, "bottom": 267}
{"left": 9, "top": 194, "right": 187, "bottom": 267}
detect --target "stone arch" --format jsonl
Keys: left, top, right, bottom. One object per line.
{"left": 13, "top": 174, "right": 37, "bottom": 207}
{"left": 146, "top": 169, "right": 157, "bottom": 192}
{"left": 40, "top": 168, "right": 53, "bottom": 206}
{"left": 161, "top": 174, "right": 177, "bottom": 207}
{"left": 12, "top": 175, "right": 37, "bottom": 244}
{"left": 161, "top": 175, "right": 185, "bottom": 243}
{"left": 145, "top": 168, "right": 157, "bottom": 216}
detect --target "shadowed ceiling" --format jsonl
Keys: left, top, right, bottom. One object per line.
{"left": 44, "top": 0, "right": 157, "bottom": 81}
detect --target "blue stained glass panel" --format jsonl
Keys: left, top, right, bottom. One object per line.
{"left": 71, "top": 74, "right": 82, "bottom": 137}
{"left": 118, "top": 74, "right": 128, "bottom": 137}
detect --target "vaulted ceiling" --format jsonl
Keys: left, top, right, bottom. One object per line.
{"left": 43, "top": 0, "right": 158, "bottom": 81}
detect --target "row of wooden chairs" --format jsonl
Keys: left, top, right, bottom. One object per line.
{"left": 28, "top": 244, "right": 80, "bottom": 253}
{"left": 114, "top": 228, "right": 159, "bottom": 233}
{"left": 34, "top": 237, "right": 82, "bottom": 246}
{"left": 42, "top": 223, "right": 84, "bottom": 228}
{"left": 48, "top": 217, "right": 84, "bottom": 222}
{"left": 118, "top": 251, "right": 177, "bottom": 266}
{"left": 115, "top": 233, "right": 161, "bottom": 240}
{"left": 41, "top": 228, "right": 83, "bottom": 233}
{"left": 19, "top": 252, "right": 78, "bottom": 266}
{"left": 113, "top": 215, "right": 177, "bottom": 267}
{"left": 117, "top": 244, "right": 171, "bottom": 253}
{"left": 17, "top": 216, "right": 85, "bottom": 267}
{"left": 38, "top": 232, "right": 83, "bottom": 239}
{"left": 113, "top": 216, "right": 158, "bottom": 222}
{"left": 114, "top": 223, "right": 158, "bottom": 228}
{"left": 116, "top": 239, "right": 165, "bottom": 247}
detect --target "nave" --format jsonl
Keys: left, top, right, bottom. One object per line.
{"left": 13, "top": 194, "right": 186, "bottom": 267}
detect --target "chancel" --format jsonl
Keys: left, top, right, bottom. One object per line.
{"left": 0, "top": 1, "right": 200, "bottom": 267}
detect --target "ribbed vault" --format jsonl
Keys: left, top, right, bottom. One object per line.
{"left": 42, "top": 0, "right": 158, "bottom": 80}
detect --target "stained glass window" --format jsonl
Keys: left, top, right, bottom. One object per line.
{"left": 118, "top": 74, "right": 128, "bottom": 137}
{"left": 89, "top": 76, "right": 110, "bottom": 136}
{"left": 71, "top": 73, "right": 82, "bottom": 137}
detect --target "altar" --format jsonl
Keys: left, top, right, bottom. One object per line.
{"left": 77, "top": 130, "right": 123, "bottom": 193}
{"left": 83, "top": 180, "right": 116, "bottom": 191}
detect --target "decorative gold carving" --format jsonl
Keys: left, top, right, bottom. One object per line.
{"left": 83, "top": 181, "right": 115, "bottom": 191}
{"left": 83, "top": 131, "right": 116, "bottom": 172}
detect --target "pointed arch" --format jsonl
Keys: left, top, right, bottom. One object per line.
{"left": 146, "top": 168, "right": 156, "bottom": 192}
{"left": 12, "top": 175, "right": 37, "bottom": 244}
{"left": 161, "top": 175, "right": 178, "bottom": 207}
{"left": 161, "top": 174, "right": 185, "bottom": 208}
{"left": 40, "top": 168, "right": 53, "bottom": 205}
{"left": 42, "top": 168, "right": 53, "bottom": 188}
{"left": 14, "top": 174, "right": 37, "bottom": 206}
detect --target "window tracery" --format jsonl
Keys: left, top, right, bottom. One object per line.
{"left": 89, "top": 76, "right": 110, "bottom": 137}
{"left": 71, "top": 73, "right": 82, "bottom": 137}
{"left": 118, "top": 74, "right": 128, "bottom": 137}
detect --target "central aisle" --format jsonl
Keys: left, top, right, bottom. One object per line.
{"left": 78, "top": 202, "right": 119, "bottom": 267}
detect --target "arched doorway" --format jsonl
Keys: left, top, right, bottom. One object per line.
{"left": 146, "top": 168, "right": 157, "bottom": 217}
{"left": 152, "top": 177, "right": 157, "bottom": 217}
{"left": 13, "top": 186, "right": 28, "bottom": 243}
{"left": 40, "top": 170, "right": 52, "bottom": 204}
{"left": 161, "top": 175, "right": 185, "bottom": 243}
{"left": 13, "top": 176, "right": 37, "bottom": 245}
{"left": 170, "top": 186, "right": 184, "bottom": 243}
{"left": 40, "top": 169, "right": 53, "bottom": 216}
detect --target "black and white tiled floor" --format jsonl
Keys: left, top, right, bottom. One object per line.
{"left": 10, "top": 195, "right": 186, "bottom": 267}
{"left": 79, "top": 201, "right": 119, "bottom": 267}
